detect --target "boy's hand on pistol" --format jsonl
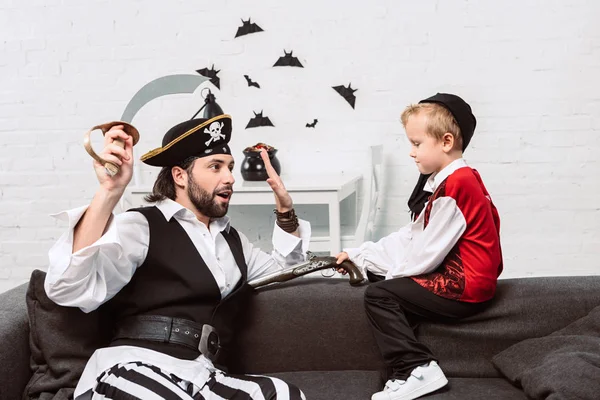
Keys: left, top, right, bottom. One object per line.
{"left": 335, "top": 251, "right": 350, "bottom": 274}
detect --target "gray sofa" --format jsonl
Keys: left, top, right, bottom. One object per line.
{"left": 1, "top": 275, "right": 600, "bottom": 400}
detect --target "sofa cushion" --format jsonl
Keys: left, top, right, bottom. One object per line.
{"left": 232, "top": 279, "right": 383, "bottom": 374}
{"left": 270, "top": 370, "right": 381, "bottom": 400}
{"left": 23, "top": 270, "right": 111, "bottom": 400}
{"left": 492, "top": 304, "right": 600, "bottom": 400}
{"left": 0, "top": 284, "right": 32, "bottom": 400}
{"left": 418, "top": 276, "right": 600, "bottom": 378}
{"left": 424, "top": 378, "right": 528, "bottom": 400}
{"left": 270, "top": 372, "right": 527, "bottom": 400}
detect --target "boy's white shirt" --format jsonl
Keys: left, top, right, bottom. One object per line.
{"left": 344, "top": 158, "right": 468, "bottom": 279}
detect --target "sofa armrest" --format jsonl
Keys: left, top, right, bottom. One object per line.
{"left": 0, "top": 283, "right": 31, "bottom": 400}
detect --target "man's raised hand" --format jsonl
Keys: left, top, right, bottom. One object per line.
{"left": 260, "top": 148, "right": 293, "bottom": 212}
{"left": 94, "top": 125, "right": 134, "bottom": 192}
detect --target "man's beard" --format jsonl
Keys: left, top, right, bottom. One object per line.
{"left": 187, "top": 174, "right": 231, "bottom": 218}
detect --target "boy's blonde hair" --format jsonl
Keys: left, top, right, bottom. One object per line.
{"left": 400, "top": 103, "right": 463, "bottom": 150}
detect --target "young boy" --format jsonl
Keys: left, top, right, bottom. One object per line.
{"left": 336, "top": 93, "right": 503, "bottom": 400}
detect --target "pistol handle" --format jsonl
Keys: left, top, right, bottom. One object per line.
{"left": 337, "top": 260, "right": 365, "bottom": 286}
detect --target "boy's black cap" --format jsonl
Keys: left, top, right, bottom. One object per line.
{"left": 419, "top": 93, "right": 476, "bottom": 151}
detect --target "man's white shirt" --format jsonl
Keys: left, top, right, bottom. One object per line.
{"left": 44, "top": 198, "right": 311, "bottom": 397}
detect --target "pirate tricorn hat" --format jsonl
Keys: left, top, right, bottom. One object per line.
{"left": 141, "top": 90, "right": 232, "bottom": 167}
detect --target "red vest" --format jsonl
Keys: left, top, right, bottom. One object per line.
{"left": 410, "top": 167, "right": 503, "bottom": 302}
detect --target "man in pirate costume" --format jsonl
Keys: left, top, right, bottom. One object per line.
{"left": 45, "top": 98, "right": 309, "bottom": 399}
{"left": 336, "top": 93, "right": 503, "bottom": 400}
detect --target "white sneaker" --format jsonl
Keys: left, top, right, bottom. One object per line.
{"left": 371, "top": 361, "right": 448, "bottom": 400}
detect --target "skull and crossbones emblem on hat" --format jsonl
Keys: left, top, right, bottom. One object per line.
{"left": 204, "top": 121, "right": 225, "bottom": 146}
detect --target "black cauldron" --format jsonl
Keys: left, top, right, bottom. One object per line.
{"left": 241, "top": 149, "right": 281, "bottom": 181}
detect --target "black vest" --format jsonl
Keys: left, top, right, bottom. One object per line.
{"left": 108, "top": 206, "right": 253, "bottom": 364}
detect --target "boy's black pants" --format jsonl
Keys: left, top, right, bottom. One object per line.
{"left": 364, "top": 273, "right": 490, "bottom": 380}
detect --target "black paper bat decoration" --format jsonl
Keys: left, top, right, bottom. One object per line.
{"left": 196, "top": 65, "right": 220, "bottom": 89}
{"left": 246, "top": 111, "right": 275, "bottom": 129}
{"left": 273, "top": 50, "right": 303, "bottom": 68}
{"left": 305, "top": 119, "right": 318, "bottom": 128}
{"left": 244, "top": 75, "right": 260, "bottom": 89}
{"left": 332, "top": 83, "right": 357, "bottom": 109}
{"left": 235, "top": 18, "right": 264, "bottom": 38}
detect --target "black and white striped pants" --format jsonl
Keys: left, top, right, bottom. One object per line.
{"left": 91, "top": 361, "right": 306, "bottom": 400}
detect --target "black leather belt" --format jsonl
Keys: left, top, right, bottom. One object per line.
{"left": 113, "top": 315, "right": 220, "bottom": 360}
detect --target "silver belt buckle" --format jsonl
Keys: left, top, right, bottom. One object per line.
{"left": 199, "top": 324, "right": 220, "bottom": 362}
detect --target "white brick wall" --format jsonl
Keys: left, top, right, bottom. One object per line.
{"left": 1, "top": 0, "right": 599, "bottom": 293}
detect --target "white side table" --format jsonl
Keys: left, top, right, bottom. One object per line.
{"left": 126, "top": 173, "right": 362, "bottom": 255}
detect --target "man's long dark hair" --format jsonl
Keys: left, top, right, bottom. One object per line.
{"left": 144, "top": 157, "right": 196, "bottom": 203}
